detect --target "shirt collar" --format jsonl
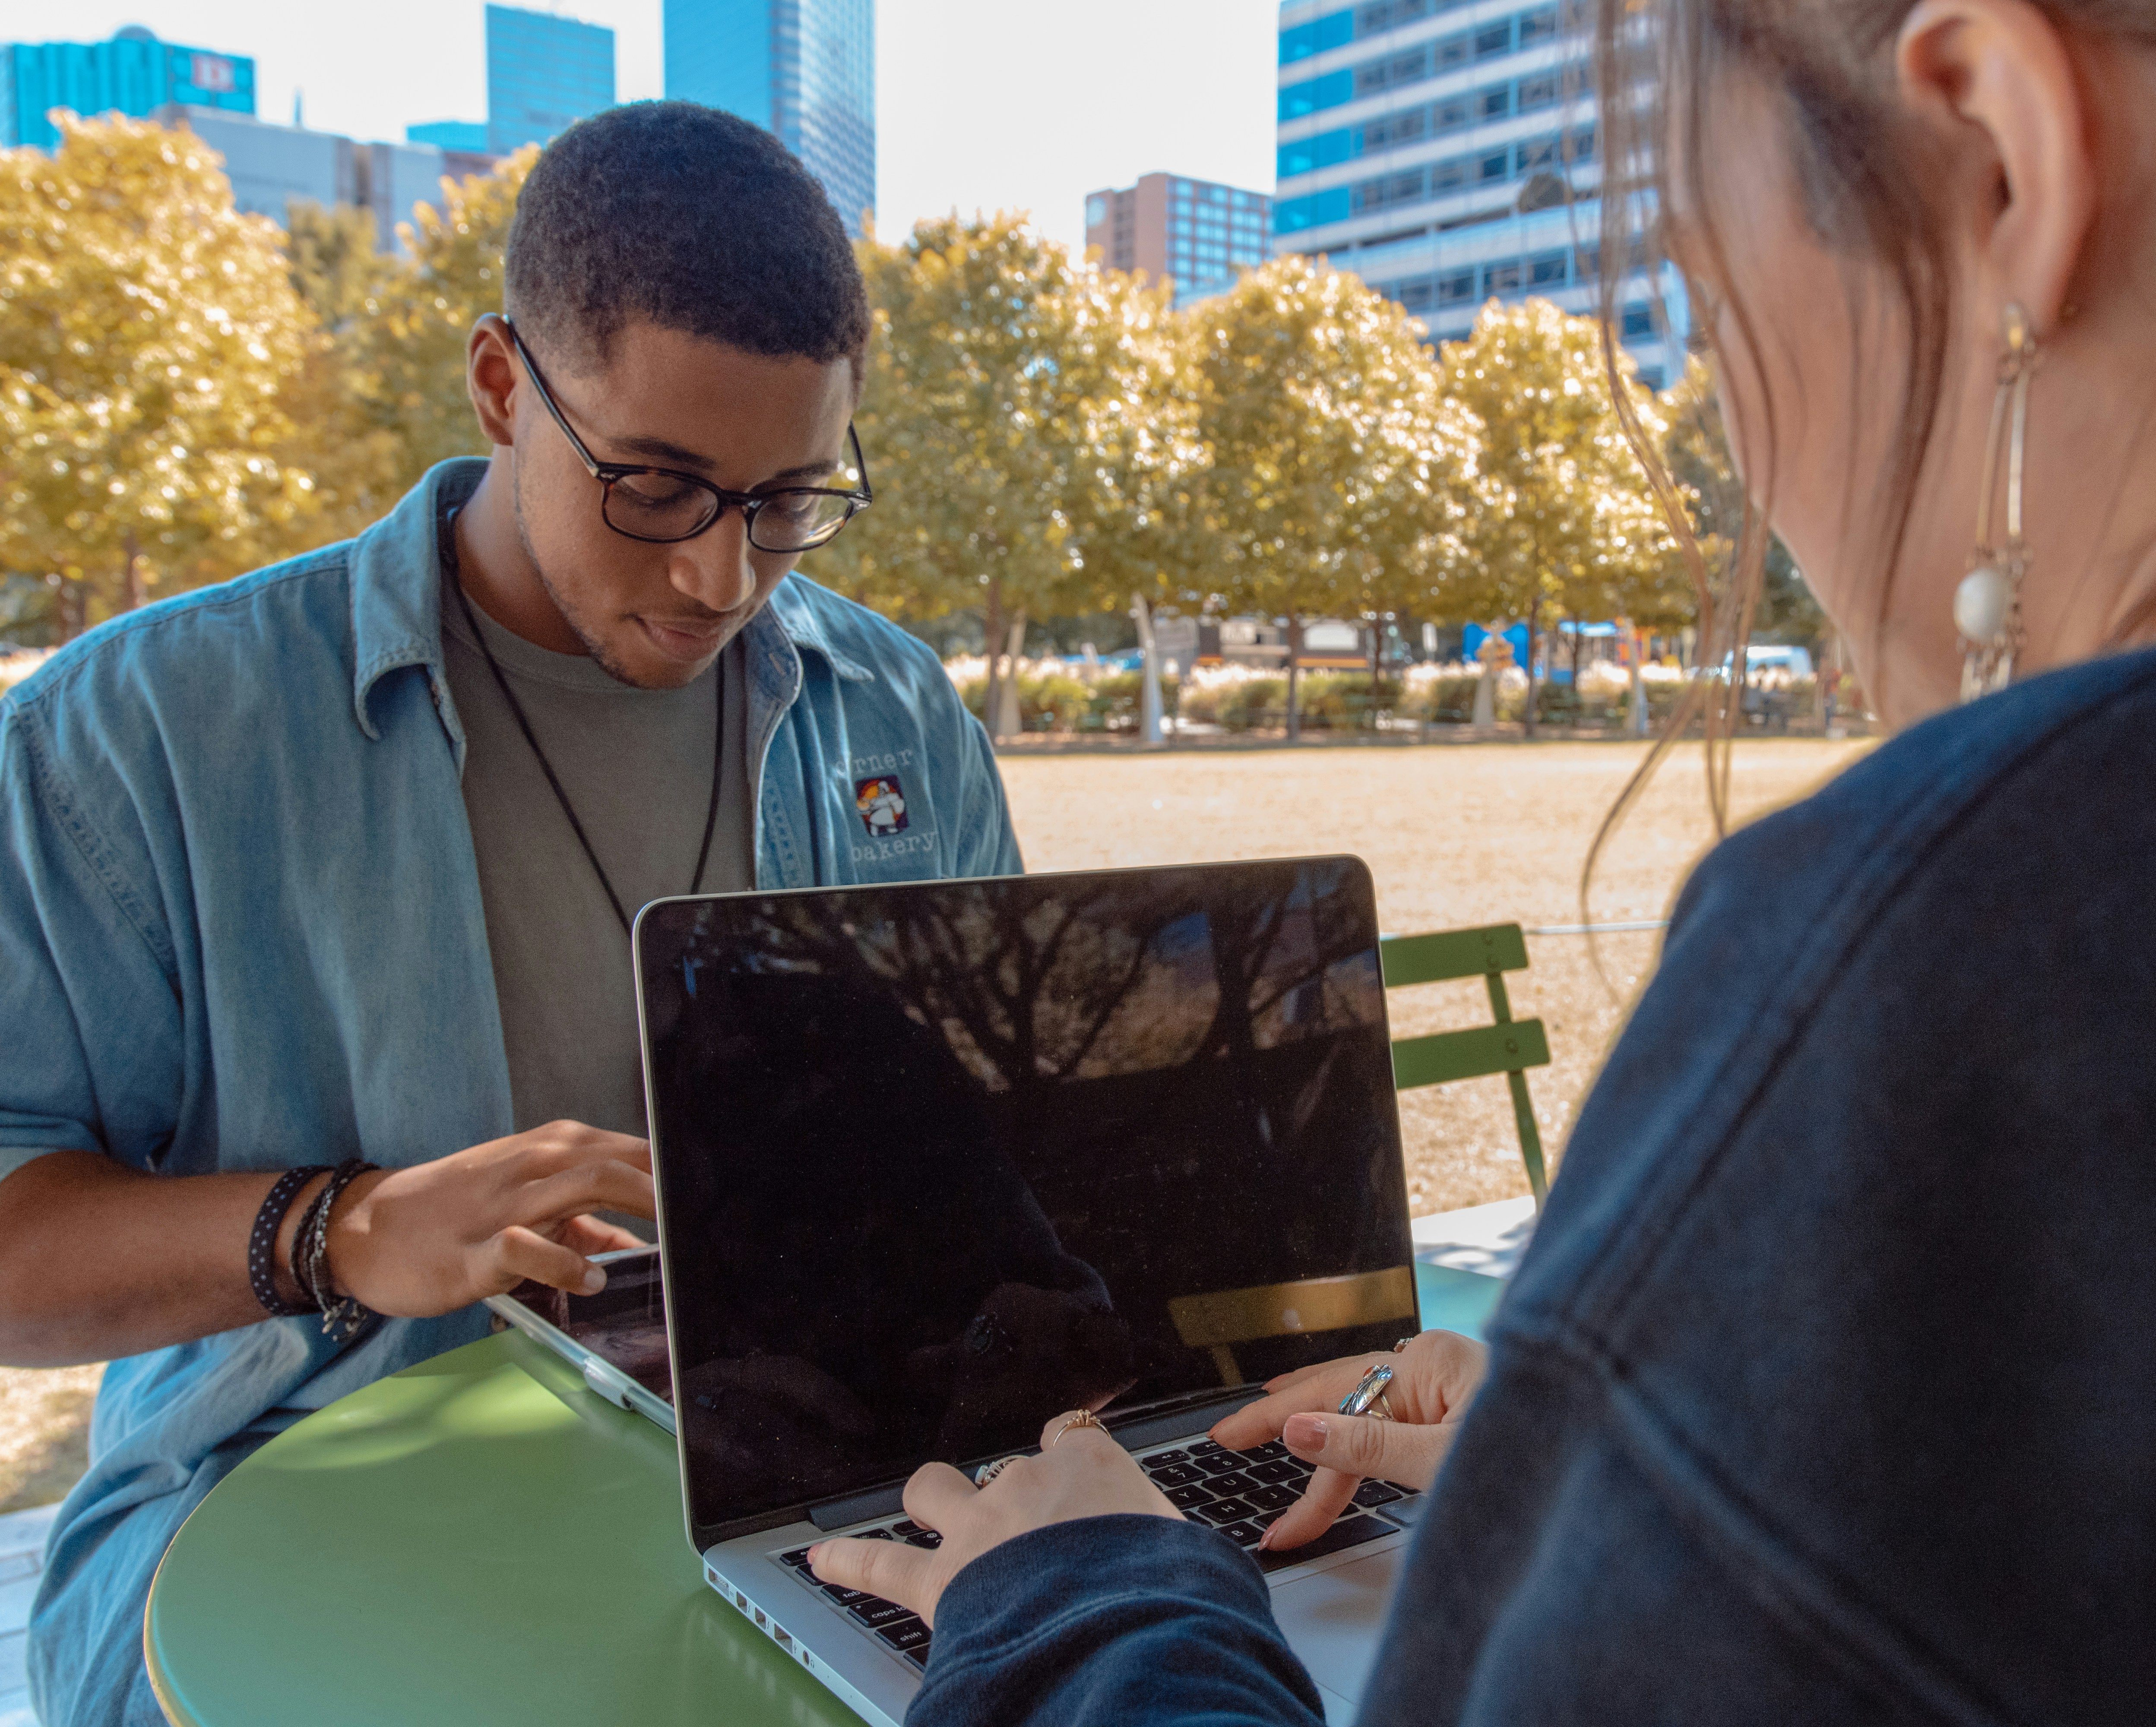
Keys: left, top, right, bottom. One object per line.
{"left": 349, "top": 459, "right": 875, "bottom": 738}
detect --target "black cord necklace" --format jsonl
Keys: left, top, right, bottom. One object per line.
{"left": 441, "top": 504, "right": 724, "bottom": 934}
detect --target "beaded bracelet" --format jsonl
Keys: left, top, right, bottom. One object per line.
{"left": 292, "top": 1158, "right": 380, "bottom": 1343}
{"left": 248, "top": 1166, "right": 332, "bottom": 1318}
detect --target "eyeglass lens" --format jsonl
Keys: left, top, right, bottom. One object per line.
{"left": 602, "top": 474, "right": 855, "bottom": 550}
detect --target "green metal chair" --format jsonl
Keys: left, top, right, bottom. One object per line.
{"left": 1380, "top": 921, "right": 1552, "bottom": 1206}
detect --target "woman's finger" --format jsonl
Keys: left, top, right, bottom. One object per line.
{"left": 1211, "top": 1357, "right": 1386, "bottom": 1450}
{"left": 1283, "top": 1409, "right": 1455, "bottom": 1493}
{"left": 1260, "top": 1464, "right": 1361, "bottom": 1551}
{"left": 902, "top": 1461, "right": 980, "bottom": 1530}
{"left": 808, "top": 1535, "right": 937, "bottom": 1618}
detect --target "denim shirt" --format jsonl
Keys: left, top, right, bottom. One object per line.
{"left": 0, "top": 459, "right": 1019, "bottom": 1727}
{"left": 906, "top": 646, "right": 2156, "bottom": 1727}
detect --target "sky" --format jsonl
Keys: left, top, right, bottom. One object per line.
{"left": 0, "top": 0, "right": 1282, "bottom": 254}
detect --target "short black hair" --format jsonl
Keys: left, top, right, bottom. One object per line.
{"left": 504, "top": 101, "right": 870, "bottom": 376}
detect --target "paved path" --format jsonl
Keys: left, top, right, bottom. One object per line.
{"left": 1413, "top": 1194, "right": 1536, "bottom": 1280}
{"left": 0, "top": 1502, "right": 58, "bottom": 1726}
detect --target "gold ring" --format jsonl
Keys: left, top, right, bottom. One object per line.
{"left": 974, "top": 1454, "right": 1026, "bottom": 1487}
{"left": 1049, "top": 1409, "right": 1105, "bottom": 1447}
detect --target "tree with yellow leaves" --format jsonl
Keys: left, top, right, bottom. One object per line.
{"left": 816, "top": 212, "right": 1202, "bottom": 734}
{"left": 1430, "top": 297, "right": 1681, "bottom": 733}
{"left": 0, "top": 114, "right": 320, "bottom": 638}
{"left": 1192, "top": 256, "right": 1452, "bottom": 737}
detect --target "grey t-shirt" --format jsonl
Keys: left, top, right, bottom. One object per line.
{"left": 441, "top": 585, "right": 754, "bottom": 1137}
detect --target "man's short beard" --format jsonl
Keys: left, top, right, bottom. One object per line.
{"left": 511, "top": 457, "right": 662, "bottom": 690}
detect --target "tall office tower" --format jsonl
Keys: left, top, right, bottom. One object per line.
{"left": 664, "top": 0, "right": 875, "bottom": 238}
{"left": 1084, "top": 173, "right": 1273, "bottom": 310}
{"left": 486, "top": 3, "right": 615, "bottom": 155}
{"left": 1, "top": 26, "right": 252, "bottom": 150}
{"left": 1272, "top": 0, "right": 1681, "bottom": 386}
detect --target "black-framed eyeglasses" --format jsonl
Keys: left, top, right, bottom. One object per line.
{"left": 504, "top": 318, "right": 873, "bottom": 552}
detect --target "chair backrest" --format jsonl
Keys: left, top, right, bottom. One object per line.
{"left": 1380, "top": 922, "right": 1551, "bottom": 1205}
{"left": 1166, "top": 1267, "right": 1420, "bottom": 1386}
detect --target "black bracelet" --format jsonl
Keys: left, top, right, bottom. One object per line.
{"left": 294, "top": 1159, "right": 380, "bottom": 1343}
{"left": 248, "top": 1166, "right": 331, "bottom": 1318}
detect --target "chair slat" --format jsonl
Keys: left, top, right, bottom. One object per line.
{"left": 1380, "top": 924, "right": 1529, "bottom": 987}
{"left": 1391, "top": 1018, "right": 1551, "bottom": 1091}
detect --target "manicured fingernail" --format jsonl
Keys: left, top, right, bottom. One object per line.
{"left": 581, "top": 1265, "right": 606, "bottom": 1294}
{"left": 1284, "top": 1414, "right": 1328, "bottom": 1449}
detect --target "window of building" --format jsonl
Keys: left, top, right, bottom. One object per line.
{"left": 1474, "top": 20, "right": 1513, "bottom": 57}
{"left": 1516, "top": 72, "right": 1558, "bottom": 112}
{"left": 1518, "top": 6, "right": 1561, "bottom": 47}
{"left": 1437, "top": 269, "right": 1476, "bottom": 305}
{"left": 1478, "top": 150, "right": 1510, "bottom": 183}
{"left": 1400, "top": 280, "right": 1435, "bottom": 310}
{"left": 1621, "top": 304, "right": 1655, "bottom": 338}
{"left": 1528, "top": 250, "right": 1568, "bottom": 285}
{"left": 1635, "top": 366, "right": 1665, "bottom": 389}
{"left": 1480, "top": 84, "right": 1512, "bottom": 120}
{"left": 1432, "top": 95, "right": 1472, "bottom": 133}
{"left": 1516, "top": 135, "right": 1559, "bottom": 174}
{"left": 1431, "top": 155, "right": 1470, "bottom": 193}
{"left": 1484, "top": 261, "right": 1523, "bottom": 294}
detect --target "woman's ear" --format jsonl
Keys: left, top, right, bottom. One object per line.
{"left": 1896, "top": 0, "right": 2097, "bottom": 334}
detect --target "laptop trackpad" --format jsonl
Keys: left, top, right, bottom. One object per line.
{"left": 1273, "top": 1544, "right": 1402, "bottom": 1720}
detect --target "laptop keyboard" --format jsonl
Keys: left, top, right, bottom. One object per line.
{"left": 769, "top": 1436, "right": 1418, "bottom": 1673}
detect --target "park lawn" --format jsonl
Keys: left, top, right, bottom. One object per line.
{"left": 997, "top": 736, "right": 1875, "bottom": 1214}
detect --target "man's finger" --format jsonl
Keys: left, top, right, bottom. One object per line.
{"left": 807, "top": 1534, "right": 936, "bottom": 1617}
{"left": 510, "top": 1160, "right": 655, "bottom": 1227}
{"left": 515, "top": 1124, "right": 653, "bottom": 1175}
{"left": 487, "top": 1223, "right": 606, "bottom": 1296}
{"left": 554, "top": 1215, "right": 648, "bottom": 1257}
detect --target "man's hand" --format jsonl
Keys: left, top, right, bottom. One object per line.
{"left": 808, "top": 1411, "right": 1180, "bottom": 1627}
{"left": 1209, "top": 1328, "right": 1488, "bottom": 1551}
{"left": 327, "top": 1120, "right": 652, "bottom": 1317}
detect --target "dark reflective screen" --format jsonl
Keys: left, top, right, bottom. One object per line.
{"left": 637, "top": 858, "right": 1413, "bottom": 1537}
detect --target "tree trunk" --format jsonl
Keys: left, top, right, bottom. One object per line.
{"left": 981, "top": 579, "right": 1004, "bottom": 740}
{"left": 56, "top": 576, "right": 85, "bottom": 643}
{"left": 1522, "top": 598, "right": 1543, "bottom": 739}
{"left": 994, "top": 610, "right": 1028, "bottom": 740}
{"left": 123, "top": 531, "right": 149, "bottom": 610}
{"left": 1285, "top": 616, "right": 1304, "bottom": 741}
{"left": 1628, "top": 628, "right": 1649, "bottom": 738}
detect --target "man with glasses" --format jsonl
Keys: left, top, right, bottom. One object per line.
{"left": 0, "top": 104, "right": 1019, "bottom": 1727}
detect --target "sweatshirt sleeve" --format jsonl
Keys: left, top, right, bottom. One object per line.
{"left": 909, "top": 1515, "right": 1327, "bottom": 1727}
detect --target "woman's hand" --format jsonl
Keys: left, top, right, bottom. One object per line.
{"left": 807, "top": 1411, "right": 1181, "bottom": 1627}
{"left": 325, "top": 1120, "right": 653, "bottom": 1316}
{"left": 1209, "top": 1328, "right": 1488, "bottom": 1552}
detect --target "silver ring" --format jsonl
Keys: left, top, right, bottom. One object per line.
{"left": 1393, "top": 1336, "right": 1418, "bottom": 1353}
{"left": 973, "top": 1454, "right": 1026, "bottom": 1487}
{"left": 1339, "top": 1363, "right": 1395, "bottom": 1419}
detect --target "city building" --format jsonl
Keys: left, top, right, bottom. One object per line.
{"left": 485, "top": 3, "right": 614, "bottom": 154}
{"left": 1083, "top": 173, "right": 1273, "bottom": 309}
{"left": 1, "top": 25, "right": 252, "bottom": 150}
{"left": 664, "top": 0, "right": 875, "bottom": 238}
{"left": 407, "top": 120, "right": 490, "bottom": 152}
{"left": 1271, "top": 0, "right": 1683, "bottom": 386}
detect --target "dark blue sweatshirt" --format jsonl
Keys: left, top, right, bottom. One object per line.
{"left": 912, "top": 646, "right": 2156, "bottom": 1725}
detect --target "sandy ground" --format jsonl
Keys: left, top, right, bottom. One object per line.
{"left": 0, "top": 736, "right": 1871, "bottom": 1511}
{"left": 998, "top": 737, "right": 1875, "bottom": 1213}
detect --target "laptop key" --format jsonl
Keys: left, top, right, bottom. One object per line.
{"left": 1218, "top": 1521, "right": 1267, "bottom": 1547}
{"left": 779, "top": 1547, "right": 816, "bottom": 1569}
{"left": 1247, "top": 1441, "right": 1289, "bottom": 1460}
{"left": 1205, "top": 1470, "right": 1258, "bottom": 1496}
{"left": 1254, "top": 1514, "right": 1396, "bottom": 1575}
{"left": 848, "top": 1599, "right": 913, "bottom": 1629}
{"left": 1194, "top": 1453, "right": 1248, "bottom": 1477}
{"left": 904, "top": 1530, "right": 943, "bottom": 1549}
{"left": 877, "top": 1618, "right": 932, "bottom": 1651}
{"left": 905, "top": 1648, "right": 931, "bottom": 1670}
{"left": 891, "top": 1521, "right": 923, "bottom": 1537}
{"left": 1189, "top": 1441, "right": 1225, "bottom": 1458}
{"left": 1352, "top": 1480, "right": 1406, "bottom": 1509}
{"left": 1146, "top": 1463, "right": 1204, "bottom": 1487}
{"left": 1247, "top": 1459, "right": 1302, "bottom": 1484}
{"left": 1194, "top": 1496, "right": 1258, "bottom": 1525}
{"left": 1145, "top": 1449, "right": 1189, "bottom": 1464}
{"left": 1246, "top": 1483, "right": 1298, "bottom": 1511}
{"left": 1164, "top": 1484, "right": 1213, "bottom": 1510}
{"left": 821, "top": 1585, "right": 872, "bottom": 1606}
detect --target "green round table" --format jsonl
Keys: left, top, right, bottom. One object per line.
{"left": 143, "top": 1329, "right": 865, "bottom": 1727}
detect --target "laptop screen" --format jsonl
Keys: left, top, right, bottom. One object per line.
{"left": 636, "top": 857, "right": 1414, "bottom": 1541}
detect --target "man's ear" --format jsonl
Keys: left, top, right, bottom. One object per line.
{"left": 467, "top": 314, "right": 520, "bottom": 449}
{"left": 1896, "top": 0, "right": 2098, "bottom": 335}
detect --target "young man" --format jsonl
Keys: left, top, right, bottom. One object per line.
{"left": 0, "top": 104, "right": 1019, "bottom": 1726}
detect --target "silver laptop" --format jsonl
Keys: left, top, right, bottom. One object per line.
{"left": 630, "top": 859, "right": 1422, "bottom": 1727}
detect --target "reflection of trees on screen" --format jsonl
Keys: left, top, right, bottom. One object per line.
{"left": 693, "top": 863, "right": 1381, "bottom": 1111}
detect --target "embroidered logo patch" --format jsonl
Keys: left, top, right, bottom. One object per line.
{"left": 854, "top": 774, "right": 910, "bottom": 837}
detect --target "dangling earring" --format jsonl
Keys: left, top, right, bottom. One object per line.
{"left": 1954, "top": 304, "right": 2037, "bottom": 702}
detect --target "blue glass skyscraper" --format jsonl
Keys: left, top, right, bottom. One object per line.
{"left": 486, "top": 3, "right": 615, "bottom": 155}
{"left": 664, "top": 0, "right": 875, "bottom": 238}
{"left": 1, "top": 26, "right": 253, "bottom": 151}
